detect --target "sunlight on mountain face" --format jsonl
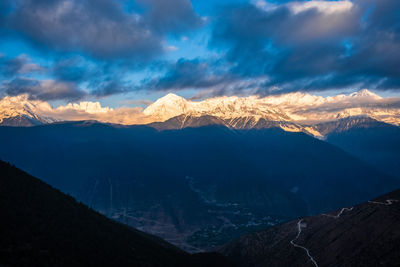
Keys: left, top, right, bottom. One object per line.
{"left": 1, "top": 90, "right": 399, "bottom": 129}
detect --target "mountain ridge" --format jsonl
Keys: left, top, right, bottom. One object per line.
{"left": 142, "top": 90, "right": 398, "bottom": 126}
{"left": 1, "top": 90, "right": 399, "bottom": 129}
{"left": 0, "top": 95, "right": 56, "bottom": 126}
{"left": 147, "top": 113, "right": 394, "bottom": 139}
{"left": 0, "top": 160, "right": 231, "bottom": 267}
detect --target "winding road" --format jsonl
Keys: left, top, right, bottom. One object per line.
{"left": 290, "top": 206, "right": 354, "bottom": 266}
{"left": 322, "top": 207, "right": 353, "bottom": 219}
{"left": 290, "top": 219, "right": 319, "bottom": 267}
{"left": 368, "top": 199, "right": 398, "bottom": 205}
{"left": 289, "top": 198, "right": 398, "bottom": 266}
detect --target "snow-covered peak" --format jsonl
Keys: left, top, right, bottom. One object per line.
{"left": 144, "top": 93, "right": 292, "bottom": 122}
{"left": 350, "top": 89, "right": 382, "bottom": 100}
{"left": 142, "top": 89, "right": 398, "bottom": 126}
{"left": 156, "top": 93, "right": 186, "bottom": 103}
{"left": 1, "top": 89, "right": 398, "bottom": 129}
{"left": 261, "top": 92, "right": 325, "bottom": 106}
{"left": 143, "top": 93, "right": 189, "bottom": 121}
{"left": 0, "top": 94, "right": 54, "bottom": 123}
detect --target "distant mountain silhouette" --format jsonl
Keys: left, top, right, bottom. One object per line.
{"left": 0, "top": 122, "right": 397, "bottom": 251}
{"left": 325, "top": 117, "right": 400, "bottom": 178}
{"left": 0, "top": 160, "right": 230, "bottom": 267}
{"left": 221, "top": 188, "right": 400, "bottom": 267}
{"left": 314, "top": 116, "right": 386, "bottom": 135}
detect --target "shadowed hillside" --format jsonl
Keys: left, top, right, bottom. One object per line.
{"left": 221, "top": 189, "right": 400, "bottom": 267}
{"left": 324, "top": 119, "right": 400, "bottom": 179}
{"left": 0, "top": 161, "right": 231, "bottom": 267}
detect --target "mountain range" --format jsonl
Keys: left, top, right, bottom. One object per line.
{"left": 1, "top": 90, "right": 400, "bottom": 138}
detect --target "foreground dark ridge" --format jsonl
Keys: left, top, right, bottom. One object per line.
{"left": 221, "top": 189, "right": 400, "bottom": 267}
{"left": 0, "top": 161, "right": 231, "bottom": 267}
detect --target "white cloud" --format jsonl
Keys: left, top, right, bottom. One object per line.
{"left": 254, "top": 0, "right": 353, "bottom": 14}
{"left": 166, "top": 45, "right": 179, "bottom": 52}
{"left": 57, "top": 102, "right": 113, "bottom": 114}
{"left": 48, "top": 102, "right": 150, "bottom": 124}
{"left": 288, "top": 1, "right": 353, "bottom": 15}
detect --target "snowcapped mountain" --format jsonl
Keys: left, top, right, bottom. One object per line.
{"left": 143, "top": 93, "right": 308, "bottom": 133}
{"left": 1, "top": 90, "right": 399, "bottom": 136}
{"left": 143, "top": 90, "right": 390, "bottom": 123}
{"left": 143, "top": 93, "right": 190, "bottom": 121}
{"left": 0, "top": 95, "right": 57, "bottom": 126}
{"left": 143, "top": 90, "right": 400, "bottom": 136}
{"left": 143, "top": 93, "right": 293, "bottom": 122}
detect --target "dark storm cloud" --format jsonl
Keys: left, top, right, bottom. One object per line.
{"left": 3, "top": 77, "right": 86, "bottom": 101}
{"left": 0, "top": 55, "right": 92, "bottom": 101}
{"left": 141, "top": 0, "right": 400, "bottom": 95}
{"left": 143, "top": 59, "right": 227, "bottom": 90}
{"left": 4, "top": 0, "right": 203, "bottom": 60}
{"left": 51, "top": 56, "right": 140, "bottom": 97}
{"left": 139, "top": 58, "right": 268, "bottom": 97}
{"left": 0, "top": 0, "right": 11, "bottom": 21}
{"left": 52, "top": 57, "right": 90, "bottom": 82}
{"left": 0, "top": 54, "right": 144, "bottom": 100}
{"left": 209, "top": 0, "right": 400, "bottom": 93}
{"left": 0, "top": 0, "right": 12, "bottom": 19}
{"left": 90, "top": 79, "right": 130, "bottom": 97}
{"left": 0, "top": 0, "right": 13, "bottom": 37}
{"left": 138, "top": 0, "right": 204, "bottom": 34}
{"left": 2, "top": 0, "right": 399, "bottom": 98}
{"left": 0, "top": 55, "right": 44, "bottom": 77}
{"left": 0, "top": 0, "right": 205, "bottom": 99}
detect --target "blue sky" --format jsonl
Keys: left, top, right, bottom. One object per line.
{"left": 0, "top": 0, "right": 399, "bottom": 108}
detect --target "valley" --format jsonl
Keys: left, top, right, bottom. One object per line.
{"left": 0, "top": 119, "right": 398, "bottom": 251}
{"left": 1, "top": 160, "right": 399, "bottom": 266}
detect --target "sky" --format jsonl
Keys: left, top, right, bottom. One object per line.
{"left": 0, "top": 0, "right": 399, "bottom": 108}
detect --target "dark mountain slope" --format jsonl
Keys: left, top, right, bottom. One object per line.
{"left": 0, "top": 122, "right": 397, "bottom": 251}
{"left": 0, "top": 115, "right": 44, "bottom": 127}
{"left": 148, "top": 114, "right": 300, "bottom": 131}
{"left": 221, "top": 189, "right": 400, "bottom": 267}
{"left": 324, "top": 118, "right": 400, "bottom": 178}
{"left": 148, "top": 114, "right": 228, "bottom": 130}
{"left": 153, "top": 114, "right": 400, "bottom": 180}
{"left": 313, "top": 116, "right": 384, "bottom": 136}
{"left": 0, "top": 161, "right": 230, "bottom": 267}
